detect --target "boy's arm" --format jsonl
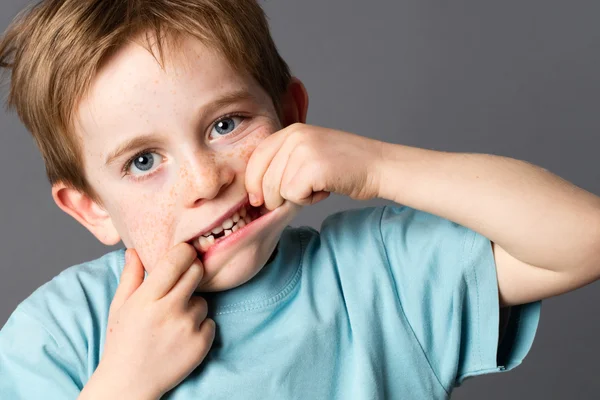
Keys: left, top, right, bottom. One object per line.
{"left": 376, "top": 143, "right": 600, "bottom": 307}
{"left": 79, "top": 364, "right": 159, "bottom": 400}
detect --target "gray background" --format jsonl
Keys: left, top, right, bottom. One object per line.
{"left": 1, "top": 0, "right": 599, "bottom": 398}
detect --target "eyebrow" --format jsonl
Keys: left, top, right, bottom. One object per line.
{"left": 104, "top": 134, "right": 163, "bottom": 168}
{"left": 103, "top": 90, "right": 259, "bottom": 167}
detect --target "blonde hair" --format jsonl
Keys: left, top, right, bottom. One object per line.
{"left": 0, "top": 0, "right": 292, "bottom": 204}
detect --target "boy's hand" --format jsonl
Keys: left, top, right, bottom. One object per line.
{"left": 91, "top": 245, "right": 215, "bottom": 399}
{"left": 245, "top": 123, "right": 385, "bottom": 210}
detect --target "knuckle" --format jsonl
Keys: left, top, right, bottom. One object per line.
{"left": 290, "top": 122, "right": 304, "bottom": 133}
{"left": 196, "top": 295, "right": 208, "bottom": 309}
{"left": 190, "top": 295, "right": 208, "bottom": 312}
{"left": 201, "top": 318, "right": 216, "bottom": 339}
{"left": 296, "top": 141, "right": 313, "bottom": 157}
{"left": 198, "top": 307, "right": 209, "bottom": 322}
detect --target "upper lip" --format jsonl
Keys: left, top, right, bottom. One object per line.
{"left": 186, "top": 197, "right": 250, "bottom": 245}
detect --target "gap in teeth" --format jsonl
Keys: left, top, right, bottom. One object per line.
{"left": 197, "top": 205, "right": 260, "bottom": 252}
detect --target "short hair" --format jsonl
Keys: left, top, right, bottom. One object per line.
{"left": 0, "top": 0, "right": 292, "bottom": 204}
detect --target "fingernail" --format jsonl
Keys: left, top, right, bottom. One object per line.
{"left": 249, "top": 194, "right": 258, "bottom": 206}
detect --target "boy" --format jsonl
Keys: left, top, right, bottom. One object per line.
{"left": 0, "top": 0, "right": 599, "bottom": 398}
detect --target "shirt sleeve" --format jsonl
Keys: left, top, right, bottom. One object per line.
{"left": 379, "top": 205, "right": 541, "bottom": 392}
{"left": 0, "top": 306, "right": 82, "bottom": 399}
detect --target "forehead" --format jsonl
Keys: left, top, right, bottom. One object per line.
{"left": 75, "top": 35, "right": 264, "bottom": 158}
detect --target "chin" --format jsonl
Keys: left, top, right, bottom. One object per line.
{"left": 197, "top": 237, "right": 279, "bottom": 292}
{"left": 195, "top": 200, "right": 301, "bottom": 292}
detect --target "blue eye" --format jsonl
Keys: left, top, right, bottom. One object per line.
{"left": 210, "top": 116, "right": 245, "bottom": 138}
{"left": 126, "top": 152, "right": 163, "bottom": 176}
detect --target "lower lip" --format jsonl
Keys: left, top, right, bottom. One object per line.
{"left": 199, "top": 206, "right": 277, "bottom": 263}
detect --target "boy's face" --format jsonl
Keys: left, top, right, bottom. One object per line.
{"left": 65, "top": 35, "right": 305, "bottom": 292}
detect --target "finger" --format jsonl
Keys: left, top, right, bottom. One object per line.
{"left": 140, "top": 243, "right": 198, "bottom": 301}
{"left": 188, "top": 295, "right": 209, "bottom": 328}
{"left": 262, "top": 136, "right": 297, "bottom": 211}
{"left": 185, "top": 318, "right": 216, "bottom": 373}
{"left": 245, "top": 129, "right": 289, "bottom": 207}
{"left": 196, "top": 318, "right": 216, "bottom": 351}
{"left": 313, "top": 191, "right": 331, "bottom": 204}
{"left": 282, "top": 160, "right": 330, "bottom": 206}
{"left": 110, "top": 249, "right": 145, "bottom": 313}
{"left": 165, "top": 258, "right": 204, "bottom": 304}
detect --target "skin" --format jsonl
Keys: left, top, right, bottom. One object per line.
{"left": 42, "top": 26, "right": 600, "bottom": 400}
{"left": 52, "top": 29, "right": 600, "bottom": 311}
{"left": 52, "top": 33, "right": 308, "bottom": 292}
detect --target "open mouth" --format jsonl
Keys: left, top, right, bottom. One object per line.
{"left": 194, "top": 203, "right": 269, "bottom": 254}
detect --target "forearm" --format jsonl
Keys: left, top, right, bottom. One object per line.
{"left": 376, "top": 143, "right": 600, "bottom": 274}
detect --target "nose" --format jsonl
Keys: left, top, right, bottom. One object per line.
{"left": 179, "top": 150, "right": 235, "bottom": 207}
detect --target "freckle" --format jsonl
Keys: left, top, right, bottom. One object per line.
{"left": 239, "top": 147, "right": 253, "bottom": 162}
{"left": 109, "top": 328, "right": 113, "bottom": 333}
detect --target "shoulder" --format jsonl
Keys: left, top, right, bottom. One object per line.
{"left": 9, "top": 248, "right": 126, "bottom": 346}
{"left": 297, "top": 205, "right": 388, "bottom": 241}
{"left": 297, "top": 204, "right": 437, "bottom": 247}
{"left": 0, "top": 250, "right": 125, "bottom": 393}
{"left": 318, "top": 204, "right": 439, "bottom": 234}
{"left": 288, "top": 205, "right": 402, "bottom": 283}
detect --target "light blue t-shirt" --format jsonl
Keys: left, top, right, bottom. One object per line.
{"left": 0, "top": 205, "right": 541, "bottom": 399}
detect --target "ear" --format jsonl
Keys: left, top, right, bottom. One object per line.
{"left": 280, "top": 77, "right": 309, "bottom": 127}
{"left": 51, "top": 183, "right": 121, "bottom": 246}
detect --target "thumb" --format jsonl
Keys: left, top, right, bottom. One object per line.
{"left": 110, "top": 249, "right": 145, "bottom": 313}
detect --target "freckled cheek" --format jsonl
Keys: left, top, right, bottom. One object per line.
{"left": 222, "top": 126, "right": 273, "bottom": 169}
{"left": 115, "top": 196, "right": 178, "bottom": 271}
{"left": 240, "top": 147, "right": 253, "bottom": 165}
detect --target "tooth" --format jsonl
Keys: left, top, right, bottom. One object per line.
{"left": 237, "top": 219, "right": 246, "bottom": 229}
{"left": 212, "top": 225, "right": 224, "bottom": 235}
{"left": 240, "top": 207, "right": 247, "bottom": 218}
{"left": 224, "top": 229, "right": 232, "bottom": 237}
{"left": 222, "top": 218, "right": 234, "bottom": 229}
{"left": 207, "top": 235, "right": 215, "bottom": 244}
{"left": 232, "top": 225, "right": 239, "bottom": 232}
{"left": 232, "top": 212, "right": 240, "bottom": 223}
{"left": 244, "top": 216, "right": 252, "bottom": 225}
{"left": 198, "top": 236, "right": 210, "bottom": 252}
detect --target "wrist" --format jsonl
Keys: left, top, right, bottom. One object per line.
{"left": 376, "top": 142, "right": 445, "bottom": 206}
{"left": 375, "top": 142, "right": 415, "bottom": 203}
{"left": 81, "top": 362, "right": 160, "bottom": 400}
